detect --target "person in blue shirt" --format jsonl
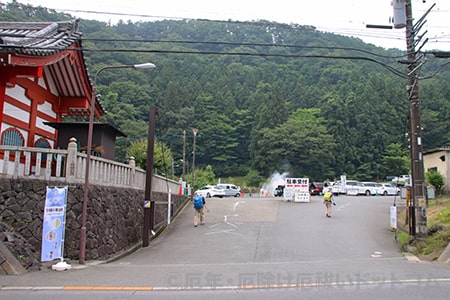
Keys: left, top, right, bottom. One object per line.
{"left": 193, "top": 193, "right": 206, "bottom": 227}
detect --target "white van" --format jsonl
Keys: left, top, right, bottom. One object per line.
{"left": 331, "top": 180, "right": 359, "bottom": 194}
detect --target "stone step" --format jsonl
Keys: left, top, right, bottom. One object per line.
{"left": 0, "top": 240, "right": 27, "bottom": 275}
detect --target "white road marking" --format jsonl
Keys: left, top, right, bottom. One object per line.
{"left": 204, "top": 229, "right": 243, "bottom": 236}
{"left": 234, "top": 201, "right": 245, "bottom": 211}
{"left": 371, "top": 251, "right": 383, "bottom": 258}
{"left": 206, "top": 201, "right": 244, "bottom": 236}
{"left": 336, "top": 202, "right": 351, "bottom": 211}
{"left": 224, "top": 221, "right": 237, "bottom": 228}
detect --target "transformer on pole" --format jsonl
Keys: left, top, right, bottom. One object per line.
{"left": 404, "top": 0, "right": 433, "bottom": 239}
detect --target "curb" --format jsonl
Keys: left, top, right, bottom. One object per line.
{"left": 403, "top": 252, "right": 421, "bottom": 263}
{"left": 437, "top": 242, "right": 450, "bottom": 263}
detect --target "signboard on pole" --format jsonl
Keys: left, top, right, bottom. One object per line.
{"left": 340, "top": 175, "right": 347, "bottom": 193}
{"left": 41, "top": 186, "right": 68, "bottom": 262}
{"left": 284, "top": 178, "right": 310, "bottom": 202}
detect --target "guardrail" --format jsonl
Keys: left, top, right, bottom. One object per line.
{"left": 0, "top": 137, "right": 179, "bottom": 192}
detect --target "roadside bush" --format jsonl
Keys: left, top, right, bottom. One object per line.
{"left": 245, "top": 169, "right": 264, "bottom": 187}
{"left": 426, "top": 170, "right": 445, "bottom": 196}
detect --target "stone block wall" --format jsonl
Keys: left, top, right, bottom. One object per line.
{"left": 0, "top": 178, "right": 188, "bottom": 270}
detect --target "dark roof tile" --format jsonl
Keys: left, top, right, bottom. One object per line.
{"left": 0, "top": 20, "right": 81, "bottom": 56}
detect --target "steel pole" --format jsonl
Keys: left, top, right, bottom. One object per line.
{"left": 79, "top": 63, "right": 155, "bottom": 263}
{"left": 191, "top": 128, "right": 198, "bottom": 199}
{"left": 79, "top": 80, "right": 96, "bottom": 265}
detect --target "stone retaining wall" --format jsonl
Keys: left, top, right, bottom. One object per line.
{"left": 0, "top": 178, "right": 188, "bottom": 270}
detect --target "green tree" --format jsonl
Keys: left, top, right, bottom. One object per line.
{"left": 245, "top": 169, "right": 264, "bottom": 188}
{"left": 194, "top": 94, "right": 240, "bottom": 176}
{"left": 253, "top": 108, "right": 335, "bottom": 180}
{"left": 5, "top": 4, "right": 449, "bottom": 180}
{"left": 1, "top": 0, "right": 72, "bottom": 21}
{"left": 249, "top": 82, "right": 288, "bottom": 175}
{"left": 186, "top": 165, "right": 216, "bottom": 191}
{"left": 426, "top": 170, "right": 445, "bottom": 196}
{"left": 380, "top": 143, "right": 410, "bottom": 178}
{"left": 127, "top": 140, "right": 173, "bottom": 175}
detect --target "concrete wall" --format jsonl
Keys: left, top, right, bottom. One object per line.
{"left": 0, "top": 177, "right": 188, "bottom": 270}
{"left": 424, "top": 150, "right": 450, "bottom": 192}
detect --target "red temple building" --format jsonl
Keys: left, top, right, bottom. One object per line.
{"left": 0, "top": 20, "right": 105, "bottom": 154}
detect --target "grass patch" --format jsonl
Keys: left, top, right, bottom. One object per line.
{"left": 396, "top": 230, "right": 411, "bottom": 249}
{"left": 398, "top": 197, "right": 450, "bottom": 261}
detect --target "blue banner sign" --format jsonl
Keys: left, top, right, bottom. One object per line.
{"left": 41, "top": 186, "right": 68, "bottom": 262}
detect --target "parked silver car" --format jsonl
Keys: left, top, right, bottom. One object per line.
{"left": 216, "top": 183, "right": 241, "bottom": 197}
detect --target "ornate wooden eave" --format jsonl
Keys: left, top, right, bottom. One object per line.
{"left": 0, "top": 20, "right": 105, "bottom": 118}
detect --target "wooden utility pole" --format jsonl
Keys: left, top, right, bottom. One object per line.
{"left": 405, "top": 0, "right": 427, "bottom": 238}
{"left": 143, "top": 106, "right": 157, "bottom": 247}
{"left": 183, "top": 130, "right": 186, "bottom": 178}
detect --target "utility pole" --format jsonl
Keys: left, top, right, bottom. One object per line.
{"left": 182, "top": 130, "right": 186, "bottom": 178}
{"left": 405, "top": 0, "right": 427, "bottom": 238}
{"left": 143, "top": 106, "right": 157, "bottom": 247}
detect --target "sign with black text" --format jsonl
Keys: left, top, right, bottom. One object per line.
{"left": 284, "top": 178, "right": 310, "bottom": 202}
{"left": 41, "top": 186, "right": 67, "bottom": 262}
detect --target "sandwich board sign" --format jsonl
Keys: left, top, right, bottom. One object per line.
{"left": 284, "top": 178, "right": 310, "bottom": 202}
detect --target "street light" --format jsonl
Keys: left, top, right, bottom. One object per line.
{"left": 79, "top": 62, "right": 156, "bottom": 264}
{"left": 191, "top": 128, "right": 198, "bottom": 199}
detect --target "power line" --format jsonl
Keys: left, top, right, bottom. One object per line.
{"left": 3, "top": 2, "right": 449, "bottom": 78}
{"left": 0, "top": 28, "right": 411, "bottom": 61}
{"left": 2, "top": 26, "right": 449, "bottom": 77}
{"left": 79, "top": 37, "right": 408, "bottom": 59}
{"left": 9, "top": 0, "right": 450, "bottom": 49}
{"left": 81, "top": 45, "right": 449, "bottom": 79}
{"left": 1, "top": 43, "right": 411, "bottom": 78}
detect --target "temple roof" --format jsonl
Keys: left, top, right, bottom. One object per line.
{"left": 0, "top": 20, "right": 82, "bottom": 56}
{"left": 0, "top": 20, "right": 105, "bottom": 118}
{"left": 44, "top": 122, "right": 127, "bottom": 138}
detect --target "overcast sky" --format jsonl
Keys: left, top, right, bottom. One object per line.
{"left": 11, "top": 0, "right": 450, "bottom": 50}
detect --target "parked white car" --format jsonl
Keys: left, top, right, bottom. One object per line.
{"left": 195, "top": 185, "right": 226, "bottom": 198}
{"left": 359, "top": 182, "right": 382, "bottom": 196}
{"left": 379, "top": 183, "right": 400, "bottom": 195}
{"left": 331, "top": 181, "right": 343, "bottom": 194}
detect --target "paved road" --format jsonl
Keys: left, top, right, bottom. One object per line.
{"left": 1, "top": 195, "right": 450, "bottom": 299}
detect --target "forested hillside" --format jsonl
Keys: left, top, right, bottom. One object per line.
{"left": 2, "top": 1, "right": 450, "bottom": 184}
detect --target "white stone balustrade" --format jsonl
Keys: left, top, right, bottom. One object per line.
{"left": 0, "top": 138, "right": 180, "bottom": 193}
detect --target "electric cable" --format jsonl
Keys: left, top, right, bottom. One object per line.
{"left": 0, "top": 42, "right": 411, "bottom": 78}
{"left": 12, "top": 1, "right": 450, "bottom": 47}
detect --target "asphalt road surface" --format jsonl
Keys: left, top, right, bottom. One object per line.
{"left": 1, "top": 195, "right": 450, "bottom": 299}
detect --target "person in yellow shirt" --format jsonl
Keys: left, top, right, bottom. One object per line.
{"left": 323, "top": 188, "right": 335, "bottom": 218}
